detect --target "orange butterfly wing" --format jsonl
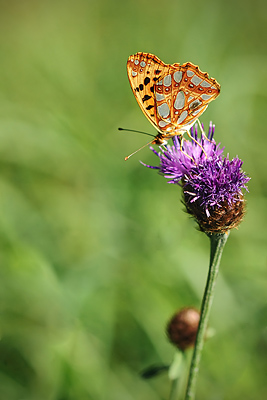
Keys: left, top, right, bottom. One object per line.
{"left": 127, "top": 52, "right": 170, "bottom": 133}
{"left": 127, "top": 52, "right": 220, "bottom": 140}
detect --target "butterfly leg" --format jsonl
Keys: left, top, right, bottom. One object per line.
{"left": 178, "top": 135, "right": 197, "bottom": 165}
{"left": 186, "top": 129, "right": 208, "bottom": 159}
{"left": 196, "top": 119, "right": 205, "bottom": 136}
{"left": 196, "top": 119, "right": 212, "bottom": 142}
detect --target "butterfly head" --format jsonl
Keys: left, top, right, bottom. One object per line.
{"left": 152, "top": 134, "right": 168, "bottom": 146}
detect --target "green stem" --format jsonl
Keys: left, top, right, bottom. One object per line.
{"left": 184, "top": 232, "right": 229, "bottom": 400}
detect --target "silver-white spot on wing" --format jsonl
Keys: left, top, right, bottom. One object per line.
{"left": 174, "top": 91, "right": 185, "bottom": 110}
{"left": 186, "top": 70, "right": 194, "bottom": 77}
{"left": 159, "top": 120, "right": 169, "bottom": 128}
{"left": 157, "top": 103, "right": 170, "bottom": 118}
{"left": 132, "top": 71, "right": 137, "bottom": 77}
{"left": 191, "top": 75, "right": 202, "bottom": 85}
{"left": 156, "top": 92, "right": 165, "bottom": 101}
{"left": 201, "top": 94, "right": 212, "bottom": 100}
{"left": 182, "top": 119, "right": 197, "bottom": 129}
{"left": 200, "top": 80, "right": 211, "bottom": 87}
{"left": 163, "top": 74, "right": 172, "bottom": 86}
{"left": 140, "top": 61, "right": 146, "bottom": 67}
{"left": 173, "top": 71, "right": 182, "bottom": 83}
{"left": 177, "top": 110, "right": 188, "bottom": 123}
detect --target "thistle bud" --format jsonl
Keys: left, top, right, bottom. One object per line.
{"left": 167, "top": 308, "right": 200, "bottom": 351}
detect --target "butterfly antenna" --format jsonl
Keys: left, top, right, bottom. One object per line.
{"left": 124, "top": 140, "right": 154, "bottom": 161}
{"left": 118, "top": 127, "right": 156, "bottom": 139}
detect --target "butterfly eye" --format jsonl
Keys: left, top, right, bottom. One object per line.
{"left": 189, "top": 99, "right": 202, "bottom": 110}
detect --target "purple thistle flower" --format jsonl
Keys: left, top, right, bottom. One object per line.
{"left": 142, "top": 122, "right": 250, "bottom": 233}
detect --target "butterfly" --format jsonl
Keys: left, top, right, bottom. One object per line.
{"left": 126, "top": 52, "right": 220, "bottom": 156}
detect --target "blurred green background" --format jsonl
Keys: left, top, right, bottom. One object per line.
{"left": 0, "top": 0, "right": 266, "bottom": 399}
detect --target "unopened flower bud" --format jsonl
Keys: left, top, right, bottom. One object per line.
{"left": 167, "top": 308, "right": 200, "bottom": 351}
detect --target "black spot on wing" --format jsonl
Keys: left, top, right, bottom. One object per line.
{"left": 150, "top": 86, "right": 154, "bottom": 93}
{"left": 139, "top": 83, "right": 144, "bottom": 91}
{"left": 146, "top": 105, "right": 154, "bottom": 110}
{"left": 142, "top": 94, "right": 152, "bottom": 102}
{"left": 144, "top": 77, "right": 150, "bottom": 85}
